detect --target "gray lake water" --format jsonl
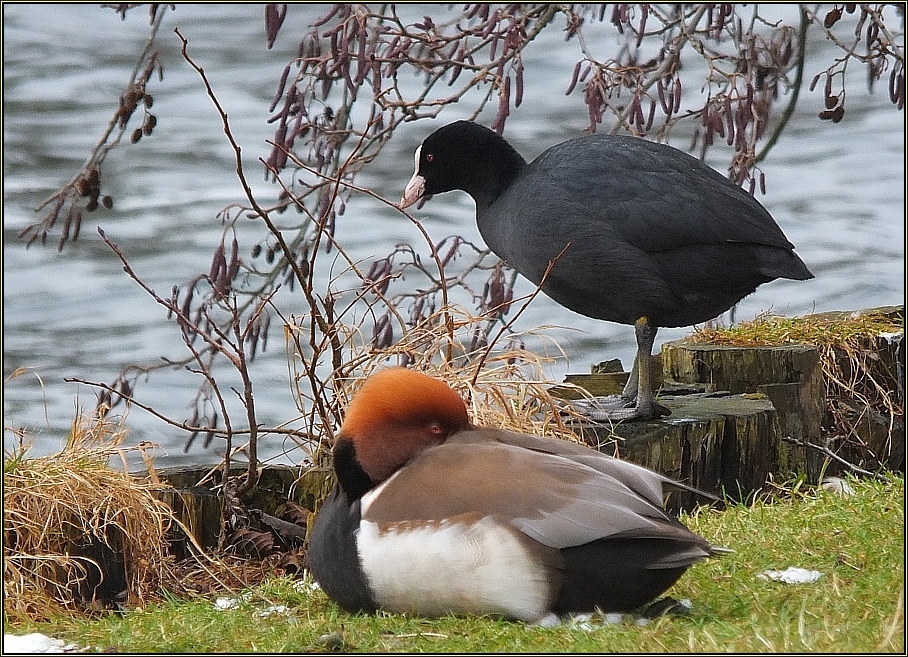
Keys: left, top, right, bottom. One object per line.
{"left": 3, "top": 4, "right": 905, "bottom": 469}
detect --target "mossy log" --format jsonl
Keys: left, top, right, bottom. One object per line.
{"left": 571, "top": 392, "right": 787, "bottom": 510}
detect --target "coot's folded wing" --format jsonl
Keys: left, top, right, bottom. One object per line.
{"left": 525, "top": 134, "right": 800, "bottom": 253}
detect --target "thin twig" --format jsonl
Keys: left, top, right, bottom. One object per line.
{"left": 782, "top": 435, "right": 889, "bottom": 481}
{"left": 35, "top": 7, "right": 169, "bottom": 213}
{"left": 97, "top": 227, "right": 241, "bottom": 367}
{"left": 469, "top": 244, "right": 570, "bottom": 387}
{"left": 65, "top": 377, "right": 211, "bottom": 434}
{"left": 756, "top": 5, "right": 809, "bottom": 164}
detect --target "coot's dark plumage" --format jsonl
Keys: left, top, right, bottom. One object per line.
{"left": 307, "top": 368, "right": 727, "bottom": 622}
{"left": 401, "top": 121, "right": 813, "bottom": 420}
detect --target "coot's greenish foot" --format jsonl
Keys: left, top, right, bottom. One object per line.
{"left": 400, "top": 121, "right": 814, "bottom": 421}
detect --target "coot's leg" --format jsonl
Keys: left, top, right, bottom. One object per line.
{"left": 633, "top": 317, "right": 670, "bottom": 420}
{"left": 621, "top": 357, "right": 638, "bottom": 402}
{"left": 568, "top": 318, "right": 669, "bottom": 422}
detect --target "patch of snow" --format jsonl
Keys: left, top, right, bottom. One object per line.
{"left": 254, "top": 604, "right": 290, "bottom": 618}
{"left": 3, "top": 633, "right": 81, "bottom": 653}
{"left": 821, "top": 477, "right": 855, "bottom": 496}
{"left": 758, "top": 567, "right": 823, "bottom": 584}
{"left": 527, "top": 612, "right": 569, "bottom": 628}
{"left": 214, "top": 596, "right": 240, "bottom": 610}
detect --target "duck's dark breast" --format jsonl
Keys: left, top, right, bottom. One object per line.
{"left": 308, "top": 484, "right": 377, "bottom": 614}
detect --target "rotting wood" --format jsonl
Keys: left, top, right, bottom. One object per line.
{"left": 553, "top": 344, "right": 820, "bottom": 506}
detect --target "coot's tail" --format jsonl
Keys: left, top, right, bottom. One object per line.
{"left": 759, "top": 247, "right": 814, "bottom": 281}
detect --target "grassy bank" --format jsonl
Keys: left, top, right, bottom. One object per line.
{"left": 5, "top": 474, "right": 903, "bottom": 653}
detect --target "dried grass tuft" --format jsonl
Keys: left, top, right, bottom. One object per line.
{"left": 342, "top": 304, "right": 592, "bottom": 444}
{"left": 3, "top": 412, "right": 177, "bottom": 622}
{"left": 690, "top": 308, "right": 904, "bottom": 469}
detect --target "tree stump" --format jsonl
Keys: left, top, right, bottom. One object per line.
{"left": 661, "top": 342, "right": 820, "bottom": 394}
{"left": 570, "top": 392, "right": 785, "bottom": 511}
{"left": 557, "top": 338, "right": 851, "bottom": 507}
{"left": 150, "top": 465, "right": 331, "bottom": 558}
{"left": 662, "top": 305, "right": 904, "bottom": 474}
{"left": 662, "top": 341, "right": 827, "bottom": 481}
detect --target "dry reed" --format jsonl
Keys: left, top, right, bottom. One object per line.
{"left": 3, "top": 412, "right": 177, "bottom": 622}
{"left": 326, "top": 303, "right": 597, "bottom": 444}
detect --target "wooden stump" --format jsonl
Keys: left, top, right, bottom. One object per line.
{"left": 551, "top": 355, "right": 664, "bottom": 400}
{"left": 662, "top": 340, "right": 828, "bottom": 481}
{"left": 152, "top": 480, "right": 221, "bottom": 560}
{"left": 662, "top": 307, "right": 905, "bottom": 475}
{"left": 557, "top": 339, "right": 850, "bottom": 505}
{"left": 150, "top": 465, "right": 331, "bottom": 558}
{"left": 570, "top": 392, "right": 784, "bottom": 510}
{"left": 661, "top": 342, "right": 820, "bottom": 394}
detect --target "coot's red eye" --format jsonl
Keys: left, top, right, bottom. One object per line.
{"left": 426, "top": 153, "right": 434, "bottom": 163}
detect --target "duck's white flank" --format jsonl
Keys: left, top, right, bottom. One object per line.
{"left": 356, "top": 514, "right": 551, "bottom": 622}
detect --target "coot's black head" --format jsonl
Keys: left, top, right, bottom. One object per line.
{"left": 400, "top": 121, "right": 527, "bottom": 211}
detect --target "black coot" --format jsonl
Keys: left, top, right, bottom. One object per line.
{"left": 400, "top": 121, "right": 813, "bottom": 420}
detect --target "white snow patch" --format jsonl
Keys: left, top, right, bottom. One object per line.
{"left": 254, "top": 604, "right": 290, "bottom": 618}
{"left": 821, "top": 477, "right": 855, "bottom": 496}
{"left": 3, "top": 633, "right": 81, "bottom": 653}
{"left": 214, "top": 596, "right": 240, "bottom": 610}
{"left": 758, "top": 567, "right": 823, "bottom": 584}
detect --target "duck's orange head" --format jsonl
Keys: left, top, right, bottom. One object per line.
{"left": 338, "top": 367, "right": 471, "bottom": 484}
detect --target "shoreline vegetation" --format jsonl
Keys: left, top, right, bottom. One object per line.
{"left": 4, "top": 462, "right": 903, "bottom": 652}
{"left": 5, "top": 5, "right": 904, "bottom": 651}
{"left": 4, "top": 306, "right": 904, "bottom": 652}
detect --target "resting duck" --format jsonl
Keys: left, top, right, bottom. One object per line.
{"left": 308, "top": 368, "right": 726, "bottom": 622}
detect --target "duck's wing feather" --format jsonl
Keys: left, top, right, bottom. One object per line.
{"left": 466, "top": 427, "right": 718, "bottom": 505}
{"left": 361, "top": 429, "right": 713, "bottom": 559}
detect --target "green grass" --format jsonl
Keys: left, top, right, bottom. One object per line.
{"left": 5, "top": 475, "right": 903, "bottom": 653}
{"left": 687, "top": 308, "right": 903, "bottom": 347}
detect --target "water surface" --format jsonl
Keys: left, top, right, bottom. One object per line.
{"left": 3, "top": 5, "right": 904, "bottom": 468}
